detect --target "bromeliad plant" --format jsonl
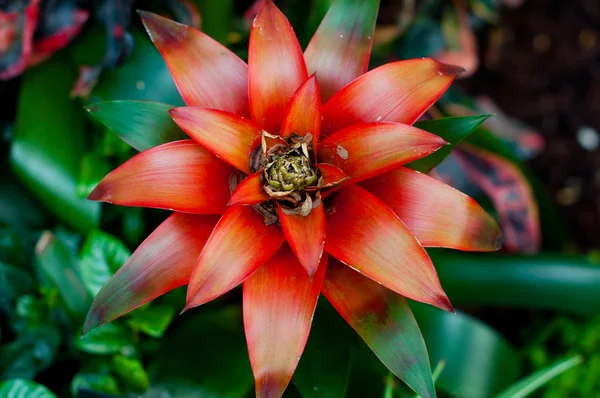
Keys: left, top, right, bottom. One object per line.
{"left": 83, "top": 0, "right": 502, "bottom": 397}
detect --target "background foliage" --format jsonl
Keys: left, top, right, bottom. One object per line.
{"left": 1, "top": 0, "right": 598, "bottom": 397}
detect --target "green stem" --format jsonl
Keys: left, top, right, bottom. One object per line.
{"left": 432, "top": 252, "right": 600, "bottom": 313}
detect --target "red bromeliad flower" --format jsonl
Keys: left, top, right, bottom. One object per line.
{"left": 83, "top": 1, "right": 502, "bottom": 397}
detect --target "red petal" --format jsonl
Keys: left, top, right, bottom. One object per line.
{"left": 322, "top": 260, "right": 435, "bottom": 398}
{"left": 88, "top": 140, "right": 233, "bottom": 214}
{"left": 277, "top": 202, "right": 326, "bottom": 276}
{"left": 229, "top": 171, "right": 269, "bottom": 206}
{"left": 139, "top": 11, "right": 249, "bottom": 115}
{"left": 304, "top": 0, "right": 380, "bottom": 101}
{"left": 318, "top": 122, "right": 447, "bottom": 184}
{"left": 170, "top": 108, "right": 261, "bottom": 174}
{"left": 324, "top": 185, "right": 452, "bottom": 311}
{"left": 248, "top": 0, "right": 308, "bottom": 132}
{"left": 280, "top": 75, "right": 322, "bottom": 150}
{"left": 315, "top": 163, "right": 349, "bottom": 188}
{"left": 243, "top": 246, "right": 327, "bottom": 398}
{"left": 185, "top": 206, "right": 285, "bottom": 310}
{"left": 83, "top": 213, "right": 219, "bottom": 333}
{"left": 321, "top": 58, "right": 463, "bottom": 137}
{"left": 361, "top": 167, "right": 502, "bottom": 251}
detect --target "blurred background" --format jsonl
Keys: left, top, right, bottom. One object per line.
{"left": 1, "top": 0, "right": 599, "bottom": 397}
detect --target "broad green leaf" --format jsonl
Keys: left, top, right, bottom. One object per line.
{"left": 10, "top": 56, "right": 100, "bottom": 233}
{"left": 495, "top": 355, "right": 582, "bottom": 398}
{"left": 409, "top": 115, "right": 490, "bottom": 173}
{"left": 112, "top": 355, "right": 149, "bottom": 393}
{"left": 127, "top": 305, "right": 175, "bottom": 338}
{"left": 77, "top": 323, "right": 132, "bottom": 355}
{"left": 79, "top": 230, "right": 131, "bottom": 296}
{"left": 412, "top": 303, "right": 521, "bottom": 398}
{"left": 294, "top": 299, "right": 352, "bottom": 398}
{"left": 77, "top": 154, "right": 112, "bottom": 198}
{"left": 0, "top": 379, "right": 57, "bottom": 398}
{"left": 35, "top": 232, "right": 91, "bottom": 317}
{"left": 71, "top": 372, "right": 121, "bottom": 397}
{"left": 431, "top": 251, "right": 600, "bottom": 314}
{"left": 85, "top": 101, "right": 187, "bottom": 152}
{"left": 0, "top": 173, "right": 49, "bottom": 236}
{"left": 149, "top": 305, "right": 253, "bottom": 398}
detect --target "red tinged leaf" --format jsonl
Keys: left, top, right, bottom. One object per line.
{"left": 361, "top": 167, "right": 502, "bottom": 251}
{"left": 453, "top": 145, "right": 540, "bottom": 253}
{"left": 229, "top": 172, "right": 269, "bottom": 206}
{"left": 277, "top": 202, "right": 326, "bottom": 276}
{"left": 324, "top": 185, "right": 453, "bottom": 311}
{"left": 321, "top": 58, "right": 463, "bottom": 137}
{"left": 280, "top": 75, "right": 322, "bottom": 150}
{"left": 243, "top": 246, "right": 327, "bottom": 398}
{"left": 170, "top": 108, "right": 261, "bottom": 174}
{"left": 315, "top": 163, "right": 349, "bottom": 188}
{"left": 304, "top": 0, "right": 380, "bottom": 101}
{"left": 248, "top": 0, "right": 308, "bottom": 132}
{"left": 322, "top": 260, "right": 436, "bottom": 398}
{"left": 318, "top": 122, "right": 447, "bottom": 184}
{"left": 83, "top": 213, "right": 219, "bottom": 333}
{"left": 139, "top": 11, "right": 249, "bottom": 115}
{"left": 185, "top": 205, "right": 285, "bottom": 310}
{"left": 88, "top": 140, "right": 233, "bottom": 214}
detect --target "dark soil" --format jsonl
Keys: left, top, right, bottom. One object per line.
{"left": 461, "top": 0, "right": 600, "bottom": 249}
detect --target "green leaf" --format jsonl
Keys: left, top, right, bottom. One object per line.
{"left": 495, "top": 355, "right": 582, "bottom": 398}
{"left": 196, "top": 0, "right": 234, "bottom": 44}
{"left": 112, "top": 355, "right": 150, "bottom": 393}
{"left": 0, "top": 326, "right": 61, "bottom": 380}
{"left": 410, "top": 115, "right": 491, "bottom": 173}
{"left": 0, "top": 224, "right": 27, "bottom": 266}
{"left": 77, "top": 154, "right": 112, "bottom": 198}
{"left": 0, "top": 379, "right": 57, "bottom": 398}
{"left": 35, "top": 232, "right": 91, "bottom": 317}
{"left": 412, "top": 304, "right": 521, "bottom": 398}
{"left": 77, "top": 323, "right": 132, "bottom": 355}
{"left": 431, "top": 251, "right": 600, "bottom": 314}
{"left": 71, "top": 372, "right": 121, "bottom": 396}
{"left": 10, "top": 56, "right": 100, "bottom": 234}
{"left": 294, "top": 299, "right": 352, "bottom": 398}
{"left": 85, "top": 101, "right": 187, "bottom": 152}
{"left": 127, "top": 305, "right": 176, "bottom": 338}
{"left": 79, "top": 230, "right": 131, "bottom": 296}
{"left": 149, "top": 305, "right": 253, "bottom": 398}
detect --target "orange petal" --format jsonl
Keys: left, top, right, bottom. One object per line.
{"left": 185, "top": 206, "right": 285, "bottom": 310}
{"left": 280, "top": 75, "right": 322, "bottom": 150}
{"left": 361, "top": 167, "right": 502, "bottom": 251}
{"left": 315, "top": 163, "right": 349, "bottom": 188}
{"left": 304, "top": 0, "right": 380, "bottom": 101}
{"left": 248, "top": 0, "right": 308, "bottom": 132}
{"left": 243, "top": 246, "right": 327, "bottom": 398}
{"left": 83, "top": 213, "right": 219, "bottom": 333}
{"left": 321, "top": 58, "right": 463, "bottom": 137}
{"left": 228, "top": 171, "right": 270, "bottom": 206}
{"left": 277, "top": 202, "right": 326, "bottom": 276}
{"left": 88, "top": 140, "right": 233, "bottom": 214}
{"left": 324, "top": 185, "right": 453, "bottom": 311}
{"left": 170, "top": 108, "right": 261, "bottom": 174}
{"left": 139, "top": 11, "right": 249, "bottom": 115}
{"left": 318, "top": 122, "right": 447, "bottom": 184}
{"left": 322, "top": 259, "right": 435, "bottom": 398}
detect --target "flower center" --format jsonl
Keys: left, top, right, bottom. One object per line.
{"left": 266, "top": 153, "right": 318, "bottom": 192}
